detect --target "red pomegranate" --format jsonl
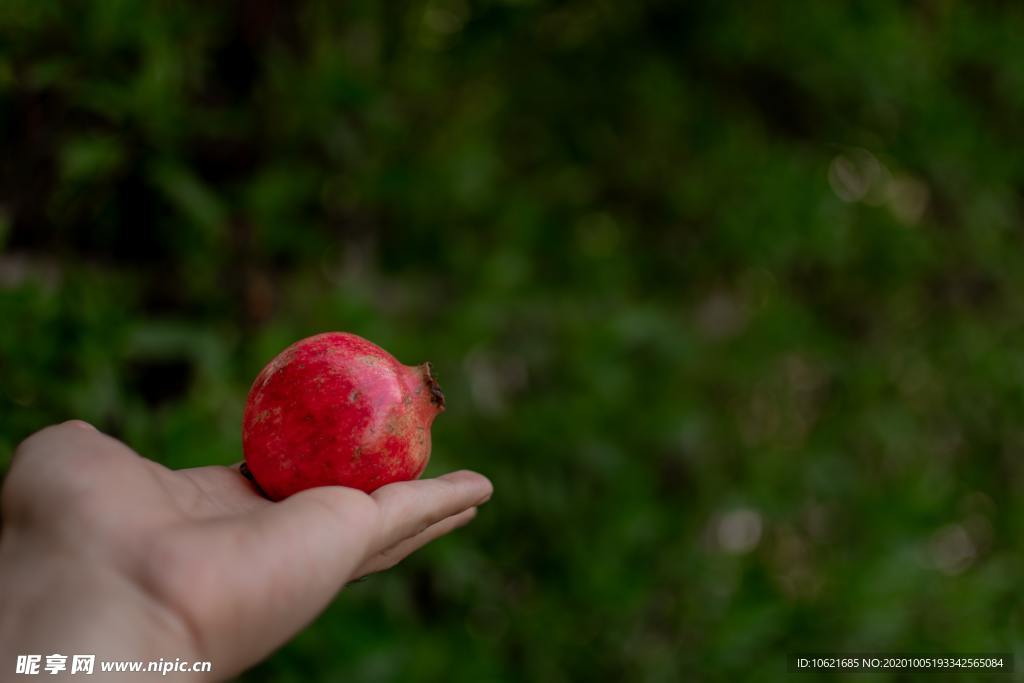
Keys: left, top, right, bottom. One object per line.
{"left": 242, "top": 332, "right": 445, "bottom": 499}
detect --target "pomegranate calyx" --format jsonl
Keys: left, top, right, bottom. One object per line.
{"left": 422, "top": 362, "right": 446, "bottom": 410}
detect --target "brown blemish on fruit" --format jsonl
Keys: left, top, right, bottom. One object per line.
{"left": 261, "top": 347, "right": 298, "bottom": 380}
{"left": 359, "top": 354, "right": 386, "bottom": 368}
{"left": 253, "top": 406, "right": 282, "bottom": 424}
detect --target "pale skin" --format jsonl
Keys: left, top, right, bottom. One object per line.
{"left": 0, "top": 421, "right": 493, "bottom": 680}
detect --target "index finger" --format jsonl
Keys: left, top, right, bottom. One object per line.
{"left": 369, "top": 470, "right": 492, "bottom": 551}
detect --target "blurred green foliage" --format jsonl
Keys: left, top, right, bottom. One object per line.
{"left": 3, "top": 1, "right": 1024, "bottom": 681}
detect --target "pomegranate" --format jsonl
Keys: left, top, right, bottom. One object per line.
{"left": 241, "top": 332, "right": 445, "bottom": 499}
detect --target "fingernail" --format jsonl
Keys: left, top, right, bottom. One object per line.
{"left": 65, "top": 420, "right": 97, "bottom": 431}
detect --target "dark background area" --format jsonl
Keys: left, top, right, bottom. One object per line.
{"left": 3, "top": 1, "right": 1024, "bottom": 680}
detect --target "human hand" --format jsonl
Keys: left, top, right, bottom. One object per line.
{"left": 0, "top": 421, "right": 492, "bottom": 680}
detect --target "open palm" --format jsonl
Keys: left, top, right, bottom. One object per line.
{"left": 1, "top": 421, "right": 491, "bottom": 679}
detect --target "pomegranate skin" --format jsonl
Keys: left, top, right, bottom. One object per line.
{"left": 242, "top": 332, "right": 445, "bottom": 499}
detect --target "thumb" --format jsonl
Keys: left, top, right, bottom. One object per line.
{"left": 183, "top": 486, "right": 378, "bottom": 670}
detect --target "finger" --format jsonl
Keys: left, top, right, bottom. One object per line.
{"left": 247, "top": 485, "right": 378, "bottom": 581}
{"left": 369, "top": 470, "right": 492, "bottom": 552}
{"left": 12, "top": 421, "right": 167, "bottom": 476}
{"left": 5, "top": 422, "right": 156, "bottom": 516}
{"left": 63, "top": 419, "right": 98, "bottom": 432}
{"left": 243, "top": 485, "right": 377, "bottom": 598}
{"left": 353, "top": 506, "right": 478, "bottom": 578}
{"left": 11, "top": 420, "right": 113, "bottom": 467}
